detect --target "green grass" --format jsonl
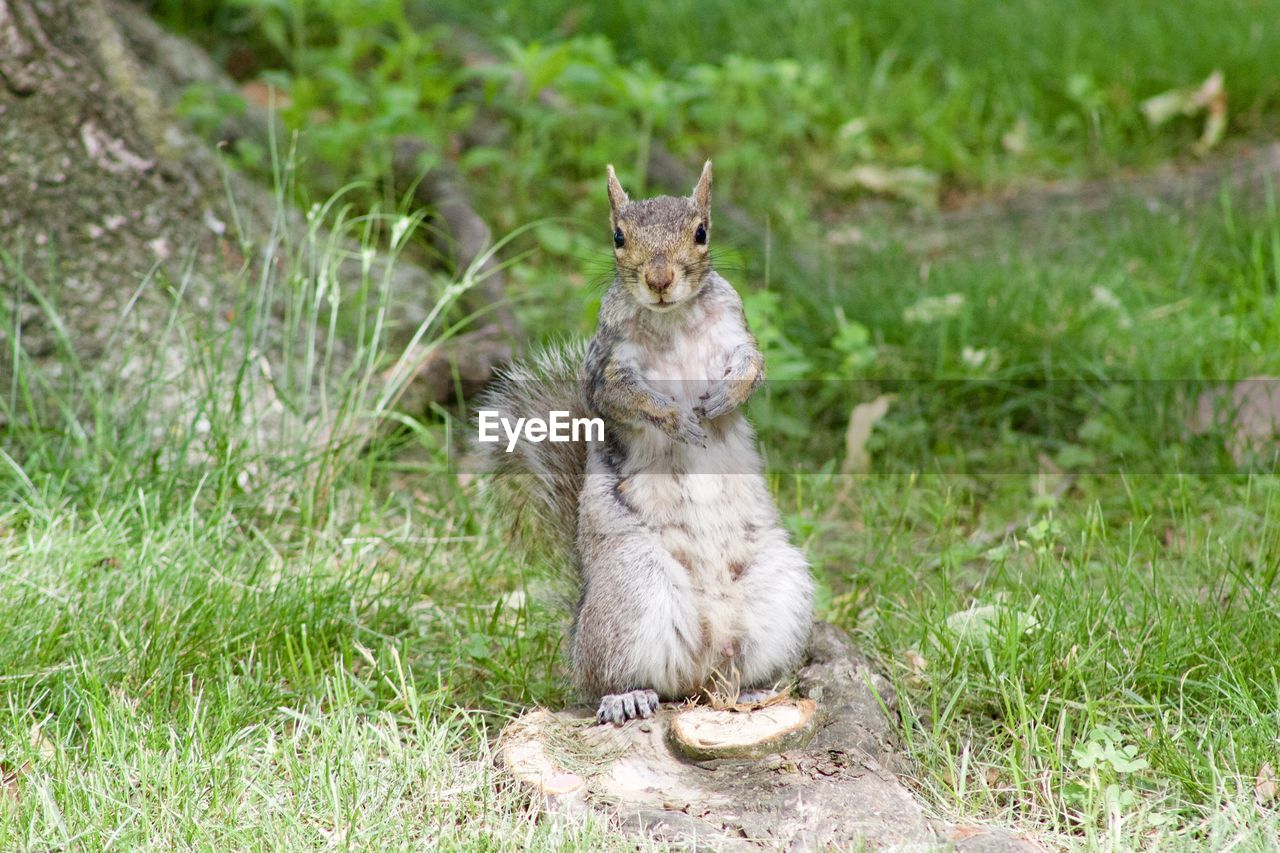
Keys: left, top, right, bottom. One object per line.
{"left": 424, "top": 0, "right": 1280, "bottom": 238}
{"left": 8, "top": 0, "right": 1280, "bottom": 847}
{"left": 0, "top": 198, "right": 601, "bottom": 846}
{"left": 7, "top": 176, "right": 1280, "bottom": 846}
{"left": 0, "top": 477, "right": 604, "bottom": 847}
{"left": 810, "top": 470, "right": 1280, "bottom": 847}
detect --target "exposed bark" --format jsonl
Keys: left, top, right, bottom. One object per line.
{"left": 0, "top": 0, "right": 511, "bottom": 459}
{"left": 0, "top": 0, "right": 318, "bottom": 481}
{"left": 667, "top": 698, "right": 817, "bottom": 761}
{"left": 110, "top": 2, "right": 524, "bottom": 389}
{"left": 0, "top": 0, "right": 75, "bottom": 96}
{"left": 1, "top": 0, "right": 217, "bottom": 373}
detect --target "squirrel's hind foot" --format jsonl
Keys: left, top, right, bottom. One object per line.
{"left": 596, "top": 689, "right": 660, "bottom": 725}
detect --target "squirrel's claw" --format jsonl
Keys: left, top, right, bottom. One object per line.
{"left": 668, "top": 410, "right": 710, "bottom": 448}
{"left": 596, "top": 689, "right": 660, "bottom": 725}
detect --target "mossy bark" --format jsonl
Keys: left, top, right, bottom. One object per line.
{"left": 0, "top": 0, "right": 234, "bottom": 378}
{"left": 1, "top": 0, "right": 514, "bottom": 440}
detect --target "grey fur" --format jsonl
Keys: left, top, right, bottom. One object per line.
{"left": 475, "top": 162, "right": 813, "bottom": 724}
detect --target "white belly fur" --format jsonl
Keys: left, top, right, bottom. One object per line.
{"left": 588, "top": 272, "right": 801, "bottom": 695}
{"left": 613, "top": 420, "right": 778, "bottom": 692}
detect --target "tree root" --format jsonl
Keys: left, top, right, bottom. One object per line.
{"left": 112, "top": 0, "right": 523, "bottom": 407}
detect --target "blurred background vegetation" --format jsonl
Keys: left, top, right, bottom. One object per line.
{"left": 144, "top": 0, "right": 1280, "bottom": 471}
{"left": 3, "top": 1, "right": 1280, "bottom": 845}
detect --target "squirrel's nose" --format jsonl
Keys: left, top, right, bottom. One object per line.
{"left": 645, "top": 266, "right": 674, "bottom": 294}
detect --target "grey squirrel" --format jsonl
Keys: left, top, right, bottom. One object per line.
{"left": 476, "top": 161, "right": 813, "bottom": 724}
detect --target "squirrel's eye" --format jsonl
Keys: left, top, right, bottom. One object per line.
{"left": 694, "top": 223, "right": 708, "bottom": 245}
{"left": 613, "top": 228, "right": 625, "bottom": 249}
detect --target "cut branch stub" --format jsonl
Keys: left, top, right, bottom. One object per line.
{"left": 668, "top": 698, "right": 817, "bottom": 761}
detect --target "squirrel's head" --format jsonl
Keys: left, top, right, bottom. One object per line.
{"left": 606, "top": 160, "right": 713, "bottom": 312}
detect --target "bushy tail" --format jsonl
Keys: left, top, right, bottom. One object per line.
{"left": 472, "top": 341, "right": 591, "bottom": 556}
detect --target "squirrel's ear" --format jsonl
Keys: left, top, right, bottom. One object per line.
{"left": 692, "top": 160, "right": 712, "bottom": 219}
{"left": 606, "top": 165, "right": 629, "bottom": 215}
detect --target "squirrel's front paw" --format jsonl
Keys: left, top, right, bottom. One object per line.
{"left": 664, "top": 409, "right": 710, "bottom": 448}
{"left": 596, "top": 689, "right": 661, "bottom": 725}
{"left": 694, "top": 381, "right": 736, "bottom": 421}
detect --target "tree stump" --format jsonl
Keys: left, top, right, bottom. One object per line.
{"left": 498, "top": 622, "right": 1041, "bottom": 850}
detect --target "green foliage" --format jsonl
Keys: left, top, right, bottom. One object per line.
{"left": 271, "top": 17, "right": 464, "bottom": 195}
{"left": 154, "top": 0, "right": 1280, "bottom": 368}
{"left": 16, "top": 0, "right": 1280, "bottom": 844}
{"left": 165, "top": 0, "right": 471, "bottom": 200}
{"left": 0, "top": 195, "right": 583, "bottom": 845}
{"left": 441, "top": 0, "right": 1280, "bottom": 194}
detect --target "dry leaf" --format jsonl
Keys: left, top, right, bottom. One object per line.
{"left": 240, "top": 80, "right": 291, "bottom": 110}
{"left": 842, "top": 394, "right": 894, "bottom": 475}
{"left": 0, "top": 762, "right": 26, "bottom": 804}
{"left": 1257, "top": 762, "right": 1278, "bottom": 804}
{"left": 943, "top": 603, "right": 1039, "bottom": 647}
{"left": 825, "top": 225, "right": 865, "bottom": 247}
{"left": 902, "top": 649, "right": 928, "bottom": 677}
{"left": 28, "top": 723, "right": 54, "bottom": 761}
{"left": 827, "top": 164, "right": 940, "bottom": 209}
{"left": 1001, "top": 118, "right": 1030, "bottom": 156}
{"left": 1190, "top": 377, "right": 1280, "bottom": 465}
{"left": 1034, "top": 452, "right": 1072, "bottom": 504}
{"left": 903, "top": 293, "right": 965, "bottom": 325}
{"left": 1140, "top": 70, "right": 1227, "bottom": 154}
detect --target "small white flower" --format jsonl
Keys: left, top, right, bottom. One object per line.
{"left": 1091, "top": 285, "right": 1123, "bottom": 310}
{"left": 1090, "top": 285, "right": 1132, "bottom": 328}
{"left": 203, "top": 209, "right": 227, "bottom": 235}
{"left": 961, "top": 346, "right": 988, "bottom": 369}
{"left": 904, "top": 292, "right": 965, "bottom": 325}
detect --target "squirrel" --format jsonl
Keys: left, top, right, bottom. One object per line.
{"left": 476, "top": 161, "right": 813, "bottom": 725}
